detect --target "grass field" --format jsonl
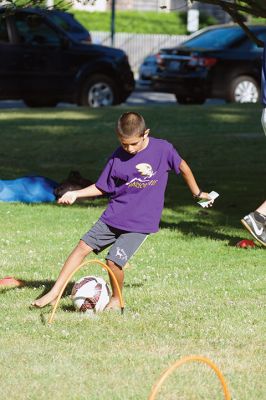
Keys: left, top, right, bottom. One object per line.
{"left": 0, "top": 104, "right": 265, "bottom": 399}
{"left": 72, "top": 10, "right": 216, "bottom": 35}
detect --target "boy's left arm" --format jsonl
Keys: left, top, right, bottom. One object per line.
{"left": 179, "top": 159, "right": 210, "bottom": 200}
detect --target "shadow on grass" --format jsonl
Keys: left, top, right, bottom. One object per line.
{"left": 0, "top": 279, "right": 74, "bottom": 298}
{"left": 18, "top": 197, "right": 109, "bottom": 209}
{"left": 0, "top": 278, "right": 145, "bottom": 298}
{"left": 61, "top": 304, "right": 76, "bottom": 312}
{"left": 124, "top": 282, "right": 144, "bottom": 288}
{"left": 160, "top": 220, "right": 243, "bottom": 246}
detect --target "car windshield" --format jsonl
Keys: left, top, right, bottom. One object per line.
{"left": 49, "top": 12, "right": 86, "bottom": 34}
{"left": 182, "top": 27, "right": 244, "bottom": 50}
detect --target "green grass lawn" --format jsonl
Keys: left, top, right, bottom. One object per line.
{"left": 0, "top": 104, "right": 265, "bottom": 399}
{"left": 72, "top": 10, "right": 216, "bottom": 35}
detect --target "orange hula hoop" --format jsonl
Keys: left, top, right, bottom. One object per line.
{"left": 48, "top": 259, "right": 124, "bottom": 324}
{"left": 148, "top": 355, "right": 231, "bottom": 400}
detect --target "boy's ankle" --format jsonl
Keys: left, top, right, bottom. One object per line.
{"left": 105, "top": 296, "right": 122, "bottom": 310}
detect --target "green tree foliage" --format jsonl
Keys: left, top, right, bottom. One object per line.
{"left": 2, "top": 0, "right": 266, "bottom": 19}
{"left": 189, "top": 0, "right": 266, "bottom": 46}
{"left": 192, "top": 0, "right": 266, "bottom": 18}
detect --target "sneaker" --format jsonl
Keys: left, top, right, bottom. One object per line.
{"left": 241, "top": 211, "right": 266, "bottom": 247}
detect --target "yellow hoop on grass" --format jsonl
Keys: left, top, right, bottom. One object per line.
{"left": 148, "top": 355, "right": 231, "bottom": 400}
{"left": 48, "top": 259, "right": 124, "bottom": 324}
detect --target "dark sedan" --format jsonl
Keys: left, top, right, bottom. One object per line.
{"left": 152, "top": 24, "right": 266, "bottom": 104}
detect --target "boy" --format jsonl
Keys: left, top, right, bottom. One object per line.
{"left": 32, "top": 112, "right": 213, "bottom": 310}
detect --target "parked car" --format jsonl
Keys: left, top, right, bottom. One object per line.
{"left": 0, "top": 7, "right": 134, "bottom": 107}
{"left": 151, "top": 24, "right": 266, "bottom": 104}
{"left": 47, "top": 9, "right": 92, "bottom": 43}
{"left": 138, "top": 54, "right": 157, "bottom": 86}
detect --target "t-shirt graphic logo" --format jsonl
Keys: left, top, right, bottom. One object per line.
{"left": 115, "top": 247, "right": 128, "bottom": 261}
{"left": 126, "top": 163, "right": 158, "bottom": 188}
{"left": 136, "top": 163, "right": 156, "bottom": 179}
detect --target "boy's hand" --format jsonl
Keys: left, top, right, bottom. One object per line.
{"left": 198, "top": 191, "right": 211, "bottom": 200}
{"left": 197, "top": 191, "right": 219, "bottom": 208}
{"left": 58, "top": 191, "right": 77, "bottom": 205}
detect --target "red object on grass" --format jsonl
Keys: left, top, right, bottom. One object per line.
{"left": 0, "top": 276, "right": 24, "bottom": 287}
{"left": 236, "top": 239, "right": 256, "bottom": 248}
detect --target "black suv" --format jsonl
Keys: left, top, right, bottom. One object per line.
{"left": 152, "top": 24, "right": 266, "bottom": 104}
{"left": 45, "top": 9, "right": 92, "bottom": 43}
{"left": 0, "top": 7, "right": 134, "bottom": 107}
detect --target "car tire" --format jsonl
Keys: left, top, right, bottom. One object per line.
{"left": 79, "top": 74, "right": 118, "bottom": 107}
{"left": 176, "top": 95, "right": 206, "bottom": 105}
{"left": 228, "top": 75, "right": 259, "bottom": 103}
{"left": 23, "top": 99, "right": 58, "bottom": 108}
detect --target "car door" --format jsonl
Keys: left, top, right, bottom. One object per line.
{"left": 248, "top": 30, "right": 266, "bottom": 75}
{"left": 234, "top": 30, "right": 266, "bottom": 74}
{"left": 210, "top": 29, "right": 266, "bottom": 98}
{"left": 11, "top": 11, "right": 64, "bottom": 101}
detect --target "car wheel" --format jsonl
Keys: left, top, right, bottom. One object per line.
{"left": 176, "top": 95, "right": 206, "bottom": 105}
{"left": 80, "top": 75, "right": 117, "bottom": 107}
{"left": 228, "top": 76, "right": 259, "bottom": 103}
{"left": 23, "top": 99, "right": 58, "bottom": 108}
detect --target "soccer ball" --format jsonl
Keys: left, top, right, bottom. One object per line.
{"left": 71, "top": 276, "right": 110, "bottom": 315}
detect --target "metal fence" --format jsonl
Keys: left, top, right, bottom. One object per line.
{"left": 91, "top": 32, "right": 188, "bottom": 76}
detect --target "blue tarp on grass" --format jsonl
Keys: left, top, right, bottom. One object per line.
{"left": 0, "top": 176, "right": 58, "bottom": 203}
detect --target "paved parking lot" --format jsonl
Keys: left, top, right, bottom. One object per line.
{"left": 0, "top": 86, "right": 225, "bottom": 108}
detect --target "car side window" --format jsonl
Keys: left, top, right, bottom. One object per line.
{"left": 232, "top": 37, "right": 252, "bottom": 51}
{"left": 246, "top": 32, "right": 266, "bottom": 52}
{"left": 14, "top": 13, "right": 61, "bottom": 46}
{"left": 233, "top": 32, "right": 266, "bottom": 52}
{"left": 0, "top": 14, "right": 9, "bottom": 43}
{"left": 252, "top": 32, "right": 266, "bottom": 52}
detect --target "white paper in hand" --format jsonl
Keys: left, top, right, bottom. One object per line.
{"left": 197, "top": 191, "right": 219, "bottom": 208}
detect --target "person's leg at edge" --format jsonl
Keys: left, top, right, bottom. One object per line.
{"left": 32, "top": 240, "right": 93, "bottom": 307}
{"left": 105, "top": 259, "right": 124, "bottom": 310}
{"left": 241, "top": 201, "right": 266, "bottom": 247}
{"left": 256, "top": 200, "right": 266, "bottom": 215}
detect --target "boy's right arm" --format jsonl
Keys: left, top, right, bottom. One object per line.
{"left": 57, "top": 184, "right": 105, "bottom": 205}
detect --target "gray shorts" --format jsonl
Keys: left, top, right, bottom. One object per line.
{"left": 81, "top": 219, "right": 148, "bottom": 268}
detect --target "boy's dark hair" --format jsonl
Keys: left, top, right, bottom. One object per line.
{"left": 116, "top": 112, "right": 146, "bottom": 137}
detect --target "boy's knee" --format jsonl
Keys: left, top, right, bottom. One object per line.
{"left": 106, "top": 259, "right": 122, "bottom": 270}
{"left": 76, "top": 240, "right": 92, "bottom": 256}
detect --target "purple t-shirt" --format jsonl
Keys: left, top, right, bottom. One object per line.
{"left": 95, "top": 137, "right": 182, "bottom": 233}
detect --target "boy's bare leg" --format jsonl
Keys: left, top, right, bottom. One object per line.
{"left": 105, "top": 259, "right": 124, "bottom": 310}
{"left": 32, "top": 241, "right": 93, "bottom": 308}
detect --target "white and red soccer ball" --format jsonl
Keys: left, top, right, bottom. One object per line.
{"left": 71, "top": 276, "right": 110, "bottom": 315}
